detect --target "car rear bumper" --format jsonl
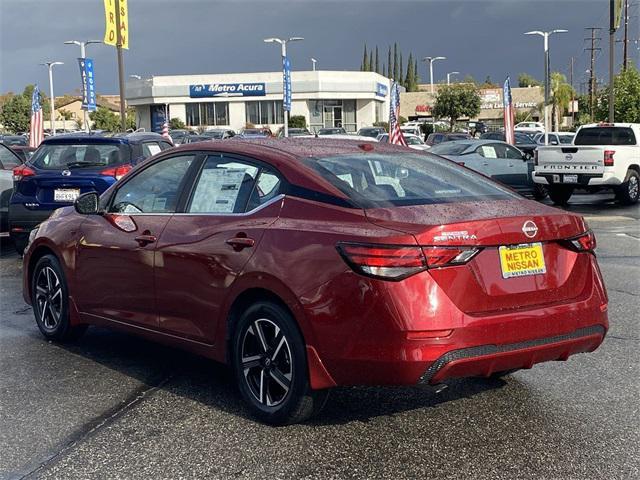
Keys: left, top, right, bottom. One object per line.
{"left": 533, "top": 171, "right": 620, "bottom": 186}
{"left": 8, "top": 204, "right": 54, "bottom": 248}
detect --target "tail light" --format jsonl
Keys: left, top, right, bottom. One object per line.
{"left": 12, "top": 165, "right": 35, "bottom": 182}
{"left": 604, "top": 150, "right": 615, "bottom": 167}
{"left": 336, "top": 243, "right": 479, "bottom": 281}
{"left": 534, "top": 149, "right": 539, "bottom": 166}
{"left": 101, "top": 164, "right": 132, "bottom": 180}
{"left": 564, "top": 230, "right": 597, "bottom": 253}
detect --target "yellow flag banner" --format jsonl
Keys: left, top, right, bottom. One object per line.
{"left": 103, "top": 0, "right": 129, "bottom": 49}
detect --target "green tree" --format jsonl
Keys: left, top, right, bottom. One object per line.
{"left": 479, "top": 76, "right": 498, "bottom": 88}
{"left": 169, "top": 117, "right": 186, "bottom": 129}
{"left": 361, "top": 44, "right": 369, "bottom": 71}
{"left": 518, "top": 73, "right": 542, "bottom": 88}
{"left": 387, "top": 46, "right": 392, "bottom": 78}
{"left": 393, "top": 43, "right": 399, "bottom": 81}
{"left": 374, "top": 46, "right": 380, "bottom": 74}
{"left": 432, "top": 84, "right": 482, "bottom": 131}
{"left": 369, "top": 51, "right": 374, "bottom": 73}
{"left": 550, "top": 72, "right": 574, "bottom": 130}
{"left": 0, "top": 85, "right": 51, "bottom": 133}
{"left": 399, "top": 52, "right": 404, "bottom": 86}
{"left": 58, "top": 109, "right": 73, "bottom": 120}
{"left": 595, "top": 66, "right": 640, "bottom": 122}
{"left": 126, "top": 108, "right": 137, "bottom": 130}
{"left": 288, "top": 115, "right": 307, "bottom": 128}
{"left": 89, "top": 107, "right": 121, "bottom": 131}
{"left": 414, "top": 59, "right": 420, "bottom": 85}
{"left": 463, "top": 74, "right": 477, "bottom": 85}
{"left": 405, "top": 53, "right": 417, "bottom": 92}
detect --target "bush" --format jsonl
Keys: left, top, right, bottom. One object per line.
{"left": 169, "top": 117, "right": 185, "bottom": 129}
{"left": 288, "top": 115, "right": 307, "bottom": 128}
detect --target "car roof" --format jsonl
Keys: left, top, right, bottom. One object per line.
{"left": 43, "top": 132, "right": 168, "bottom": 145}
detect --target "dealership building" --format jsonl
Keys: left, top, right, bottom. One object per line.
{"left": 125, "top": 71, "right": 391, "bottom": 133}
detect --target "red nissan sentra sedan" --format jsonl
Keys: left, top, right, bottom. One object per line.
{"left": 22, "top": 139, "right": 608, "bottom": 424}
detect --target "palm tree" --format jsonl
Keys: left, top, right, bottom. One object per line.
{"left": 550, "top": 72, "right": 574, "bottom": 131}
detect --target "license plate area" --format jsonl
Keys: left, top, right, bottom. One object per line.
{"left": 498, "top": 243, "right": 546, "bottom": 279}
{"left": 53, "top": 188, "right": 81, "bottom": 202}
{"left": 563, "top": 174, "right": 578, "bottom": 183}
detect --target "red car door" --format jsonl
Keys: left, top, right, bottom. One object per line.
{"left": 74, "top": 153, "right": 197, "bottom": 328}
{"left": 154, "top": 154, "right": 283, "bottom": 343}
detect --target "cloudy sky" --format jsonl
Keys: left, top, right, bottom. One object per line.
{"left": 1, "top": 0, "right": 638, "bottom": 96}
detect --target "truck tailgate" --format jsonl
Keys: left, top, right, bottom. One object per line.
{"left": 536, "top": 146, "right": 604, "bottom": 175}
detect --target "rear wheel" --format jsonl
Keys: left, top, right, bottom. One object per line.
{"left": 31, "top": 254, "right": 86, "bottom": 341}
{"left": 548, "top": 185, "right": 574, "bottom": 206}
{"left": 615, "top": 169, "right": 640, "bottom": 205}
{"left": 231, "top": 301, "right": 329, "bottom": 425}
{"left": 532, "top": 184, "right": 548, "bottom": 201}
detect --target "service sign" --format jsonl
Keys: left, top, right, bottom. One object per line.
{"left": 189, "top": 83, "right": 266, "bottom": 98}
{"left": 78, "top": 58, "right": 97, "bottom": 111}
{"left": 375, "top": 82, "right": 388, "bottom": 98}
{"left": 282, "top": 56, "right": 292, "bottom": 111}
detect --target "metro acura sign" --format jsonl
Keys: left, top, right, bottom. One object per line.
{"left": 189, "top": 83, "right": 266, "bottom": 98}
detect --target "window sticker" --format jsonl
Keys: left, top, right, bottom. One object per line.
{"left": 190, "top": 168, "right": 247, "bottom": 213}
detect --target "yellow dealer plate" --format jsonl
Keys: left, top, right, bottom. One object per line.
{"left": 498, "top": 243, "right": 546, "bottom": 279}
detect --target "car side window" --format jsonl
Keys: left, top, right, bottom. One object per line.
{"left": 246, "top": 169, "right": 282, "bottom": 211}
{"left": 141, "top": 142, "right": 163, "bottom": 158}
{"left": 505, "top": 145, "right": 524, "bottom": 159}
{"left": 110, "top": 155, "right": 195, "bottom": 214}
{"left": 187, "top": 156, "right": 259, "bottom": 214}
{"left": 492, "top": 144, "right": 508, "bottom": 159}
{"left": 477, "top": 145, "right": 498, "bottom": 158}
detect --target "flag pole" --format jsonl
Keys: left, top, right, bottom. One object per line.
{"left": 115, "top": 0, "right": 127, "bottom": 131}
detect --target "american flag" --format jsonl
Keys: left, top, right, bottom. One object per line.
{"left": 388, "top": 82, "right": 407, "bottom": 146}
{"left": 503, "top": 76, "right": 515, "bottom": 145}
{"left": 29, "top": 85, "right": 44, "bottom": 148}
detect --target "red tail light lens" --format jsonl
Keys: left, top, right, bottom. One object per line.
{"left": 422, "top": 246, "right": 480, "bottom": 268}
{"left": 604, "top": 150, "right": 615, "bottom": 167}
{"left": 337, "top": 243, "right": 480, "bottom": 280}
{"left": 101, "top": 164, "right": 132, "bottom": 180}
{"left": 337, "top": 243, "right": 427, "bottom": 280}
{"left": 12, "top": 165, "right": 35, "bottom": 182}
{"left": 565, "top": 230, "right": 597, "bottom": 253}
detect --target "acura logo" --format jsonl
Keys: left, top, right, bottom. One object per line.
{"left": 61, "top": 170, "right": 71, "bottom": 176}
{"left": 522, "top": 220, "right": 538, "bottom": 238}
{"left": 565, "top": 153, "right": 573, "bottom": 161}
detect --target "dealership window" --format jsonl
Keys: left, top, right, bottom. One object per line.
{"left": 245, "top": 100, "right": 284, "bottom": 125}
{"left": 185, "top": 102, "right": 229, "bottom": 127}
{"left": 375, "top": 101, "right": 385, "bottom": 124}
{"left": 308, "top": 100, "right": 357, "bottom": 133}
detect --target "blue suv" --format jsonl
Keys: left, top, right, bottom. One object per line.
{"left": 9, "top": 132, "right": 173, "bottom": 254}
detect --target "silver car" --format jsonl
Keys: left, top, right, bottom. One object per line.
{"left": 429, "top": 139, "right": 546, "bottom": 199}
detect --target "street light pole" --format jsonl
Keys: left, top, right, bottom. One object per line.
{"left": 64, "top": 40, "right": 102, "bottom": 132}
{"left": 40, "top": 61, "right": 64, "bottom": 136}
{"left": 264, "top": 36, "right": 304, "bottom": 138}
{"left": 422, "top": 56, "right": 446, "bottom": 132}
{"left": 524, "top": 29, "right": 568, "bottom": 145}
{"left": 311, "top": 58, "right": 317, "bottom": 71}
{"left": 447, "top": 71, "right": 460, "bottom": 85}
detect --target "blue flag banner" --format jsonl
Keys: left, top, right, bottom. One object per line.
{"left": 78, "top": 58, "right": 97, "bottom": 111}
{"left": 283, "top": 56, "right": 292, "bottom": 111}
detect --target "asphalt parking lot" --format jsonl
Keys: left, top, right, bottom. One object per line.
{"left": 0, "top": 193, "right": 638, "bottom": 480}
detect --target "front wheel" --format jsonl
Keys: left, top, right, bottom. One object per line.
{"left": 31, "top": 254, "right": 87, "bottom": 342}
{"left": 231, "top": 301, "right": 328, "bottom": 425}
{"left": 615, "top": 169, "right": 640, "bottom": 205}
{"left": 548, "top": 185, "right": 574, "bottom": 206}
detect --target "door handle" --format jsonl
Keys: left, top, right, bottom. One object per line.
{"left": 482, "top": 162, "right": 489, "bottom": 166}
{"left": 135, "top": 234, "right": 157, "bottom": 247}
{"left": 226, "top": 237, "right": 255, "bottom": 251}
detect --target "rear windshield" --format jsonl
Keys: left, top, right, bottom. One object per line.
{"left": 430, "top": 142, "right": 470, "bottom": 155}
{"left": 305, "top": 152, "right": 518, "bottom": 207}
{"left": 30, "top": 143, "right": 131, "bottom": 170}
{"left": 574, "top": 127, "right": 637, "bottom": 146}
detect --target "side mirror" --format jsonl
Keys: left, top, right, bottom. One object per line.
{"left": 74, "top": 192, "right": 100, "bottom": 215}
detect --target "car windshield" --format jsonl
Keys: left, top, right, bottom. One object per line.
{"left": 515, "top": 133, "right": 534, "bottom": 144}
{"left": 559, "top": 135, "right": 574, "bottom": 144}
{"left": 202, "top": 130, "right": 224, "bottom": 139}
{"left": 359, "top": 129, "right": 382, "bottom": 137}
{"left": 405, "top": 136, "right": 424, "bottom": 145}
{"left": 30, "top": 143, "right": 131, "bottom": 170}
{"left": 2, "top": 136, "right": 27, "bottom": 146}
{"left": 305, "top": 152, "right": 518, "bottom": 207}
{"left": 319, "top": 128, "right": 345, "bottom": 135}
{"left": 574, "top": 127, "right": 637, "bottom": 146}
{"left": 430, "top": 142, "right": 471, "bottom": 155}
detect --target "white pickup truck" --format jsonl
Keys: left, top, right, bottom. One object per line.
{"left": 533, "top": 123, "right": 640, "bottom": 205}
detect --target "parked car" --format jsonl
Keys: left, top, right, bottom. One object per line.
{"left": 480, "top": 131, "right": 538, "bottom": 159}
{"left": 201, "top": 129, "right": 236, "bottom": 140}
{"left": 0, "top": 135, "right": 28, "bottom": 146}
{"left": 514, "top": 121, "right": 545, "bottom": 134}
{"left": 276, "top": 128, "right": 313, "bottom": 138}
{"left": 467, "top": 121, "right": 488, "bottom": 135}
{"left": 176, "top": 135, "right": 210, "bottom": 144}
{"left": 169, "top": 129, "right": 200, "bottom": 146}
{"left": 316, "top": 134, "right": 377, "bottom": 142}
{"left": 0, "top": 144, "right": 23, "bottom": 238}
{"left": 430, "top": 139, "right": 544, "bottom": 198}
{"left": 9, "top": 146, "right": 36, "bottom": 163}
{"left": 357, "top": 127, "right": 386, "bottom": 138}
{"left": 425, "top": 132, "right": 471, "bottom": 147}
{"left": 317, "top": 127, "right": 347, "bottom": 136}
{"left": 9, "top": 132, "right": 173, "bottom": 254}
{"left": 377, "top": 133, "right": 429, "bottom": 150}
{"left": 400, "top": 126, "right": 422, "bottom": 137}
{"left": 22, "top": 138, "right": 607, "bottom": 424}
{"left": 534, "top": 123, "right": 640, "bottom": 205}
{"left": 239, "top": 128, "right": 273, "bottom": 138}
{"left": 533, "top": 132, "right": 575, "bottom": 145}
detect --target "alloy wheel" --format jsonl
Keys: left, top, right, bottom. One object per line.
{"left": 629, "top": 175, "right": 639, "bottom": 200}
{"left": 35, "top": 266, "right": 63, "bottom": 331}
{"left": 241, "top": 318, "right": 293, "bottom": 407}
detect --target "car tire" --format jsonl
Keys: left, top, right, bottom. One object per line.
{"left": 231, "top": 300, "right": 329, "bottom": 425}
{"left": 548, "top": 185, "right": 574, "bottom": 206}
{"left": 31, "top": 254, "right": 87, "bottom": 342}
{"left": 532, "top": 184, "right": 548, "bottom": 201}
{"left": 615, "top": 169, "right": 640, "bottom": 205}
